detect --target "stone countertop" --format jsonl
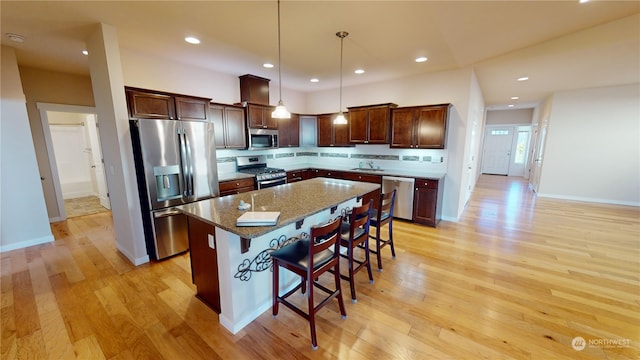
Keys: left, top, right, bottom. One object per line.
{"left": 218, "top": 172, "right": 255, "bottom": 182}
{"left": 282, "top": 163, "right": 446, "bottom": 181}
{"left": 179, "top": 177, "right": 380, "bottom": 238}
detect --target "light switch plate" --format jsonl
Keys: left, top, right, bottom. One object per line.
{"left": 208, "top": 234, "right": 215, "bottom": 249}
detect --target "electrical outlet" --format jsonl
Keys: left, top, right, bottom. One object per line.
{"left": 208, "top": 234, "right": 215, "bottom": 249}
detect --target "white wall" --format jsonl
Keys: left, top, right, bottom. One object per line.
{"left": 538, "top": 84, "right": 640, "bottom": 206}
{"left": 486, "top": 109, "right": 533, "bottom": 125}
{"left": 120, "top": 48, "right": 307, "bottom": 113}
{"left": 0, "top": 46, "right": 54, "bottom": 252}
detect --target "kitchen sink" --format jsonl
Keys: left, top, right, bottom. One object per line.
{"left": 350, "top": 168, "right": 385, "bottom": 172}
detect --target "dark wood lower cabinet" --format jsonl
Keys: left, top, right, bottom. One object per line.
{"left": 342, "top": 172, "right": 382, "bottom": 210}
{"left": 413, "top": 178, "right": 443, "bottom": 227}
{"left": 188, "top": 217, "right": 220, "bottom": 313}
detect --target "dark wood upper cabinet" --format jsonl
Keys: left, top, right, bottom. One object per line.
{"left": 247, "top": 103, "right": 277, "bottom": 129}
{"left": 279, "top": 113, "right": 300, "bottom": 148}
{"left": 239, "top": 74, "right": 270, "bottom": 105}
{"left": 210, "top": 103, "right": 246, "bottom": 149}
{"left": 317, "top": 113, "right": 352, "bottom": 147}
{"left": 127, "top": 90, "right": 176, "bottom": 120}
{"left": 126, "top": 87, "right": 210, "bottom": 122}
{"left": 174, "top": 96, "right": 209, "bottom": 122}
{"left": 391, "top": 104, "right": 451, "bottom": 149}
{"left": 347, "top": 103, "right": 397, "bottom": 144}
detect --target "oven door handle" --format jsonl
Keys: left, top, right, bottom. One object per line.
{"left": 259, "top": 178, "right": 286, "bottom": 186}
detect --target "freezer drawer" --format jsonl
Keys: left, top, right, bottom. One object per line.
{"left": 382, "top": 176, "right": 415, "bottom": 220}
{"left": 152, "top": 209, "right": 189, "bottom": 259}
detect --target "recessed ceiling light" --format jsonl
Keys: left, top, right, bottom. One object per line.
{"left": 82, "top": 50, "right": 89, "bottom": 56}
{"left": 6, "top": 33, "right": 25, "bottom": 43}
{"left": 517, "top": 76, "right": 529, "bottom": 81}
{"left": 184, "top": 36, "right": 200, "bottom": 44}
{"left": 508, "top": 104, "right": 515, "bottom": 108}
{"left": 511, "top": 96, "right": 519, "bottom": 100}
{"left": 415, "top": 57, "right": 428, "bottom": 63}
{"left": 263, "top": 63, "right": 274, "bottom": 68}
{"left": 310, "top": 78, "right": 319, "bottom": 83}
{"left": 354, "top": 69, "right": 365, "bottom": 74}
{"left": 579, "top": 0, "right": 589, "bottom": 3}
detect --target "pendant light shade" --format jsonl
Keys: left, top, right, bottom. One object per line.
{"left": 334, "top": 31, "right": 349, "bottom": 125}
{"left": 272, "top": 0, "right": 291, "bottom": 119}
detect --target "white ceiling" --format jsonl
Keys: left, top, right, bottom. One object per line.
{"left": 2, "top": 1, "right": 639, "bottom": 110}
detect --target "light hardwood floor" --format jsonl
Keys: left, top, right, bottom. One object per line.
{"left": 2, "top": 175, "right": 639, "bottom": 359}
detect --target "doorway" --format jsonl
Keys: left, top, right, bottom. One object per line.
{"left": 481, "top": 125, "right": 532, "bottom": 177}
{"left": 37, "top": 103, "right": 111, "bottom": 220}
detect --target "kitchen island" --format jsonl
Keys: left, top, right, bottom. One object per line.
{"left": 178, "top": 177, "right": 380, "bottom": 334}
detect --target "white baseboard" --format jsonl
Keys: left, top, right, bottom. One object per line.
{"left": 536, "top": 193, "right": 640, "bottom": 207}
{"left": 0, "top": 234, "right": 54, "bottom": 253}
{"left": 116, "top": 242, "right": 149, "bottom": 266}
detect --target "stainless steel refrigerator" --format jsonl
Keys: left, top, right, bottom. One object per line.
{"left": 130, "top": 119, "right": 219, "bottom": 260}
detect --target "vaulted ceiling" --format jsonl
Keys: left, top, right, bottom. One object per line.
{"left": 2, "top": 1, "right": 639, "bottom": 109}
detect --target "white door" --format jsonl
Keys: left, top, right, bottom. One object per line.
{"left": 86, "top": 115, "right": 111, "bottom": 209}
{"left": 482, "top": 126, "right": 513, "bottom": 175}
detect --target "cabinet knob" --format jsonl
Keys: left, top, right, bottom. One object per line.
{"left": 424, "top": 182, "right": 428, "bottom": 186}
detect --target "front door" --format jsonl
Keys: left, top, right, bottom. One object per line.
{"left": 482, "top": 126, "right": 513, "bottom": 175}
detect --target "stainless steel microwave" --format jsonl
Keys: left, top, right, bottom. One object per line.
{"left": 248, "top": 128, "right": 278, "bottom": 150}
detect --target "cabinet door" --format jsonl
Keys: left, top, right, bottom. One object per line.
{"left": 175, "top": 96, "right": 209, "bottom": 121}
{"left": 333, "top": 115, "right": 351, "bottom": 146}
{"left": 415, "top": 106, "right": 448, "bottom": 149}
{"left": 287, "top": 169, "right": 309, "bottom": 183}
{"left": 209, "top": 104, "right": 225, "bottom": 149}
{"left": 413, "top": 179, "right": 438, "bottom": 226}
{"left": 367, "top": 106, "right": 391, "bottom": 143}
{"left": 264, "top": 108, "right": 278, "bottom": 129}
{"left": 247, "top": 105, "right": 265, "bottom": 128}
{"left": 288, "top": 114, "right": 300, "bottom": 147}
{"left": 390, "top": 108, "right": 416, "bottom": 148}
{"left": 127, "top": 90, "right": 176, "bottom": 119}
{"left": 224, "top": 107, "right": 247, "bottom": 149}
{"left": 188, "top": 218, "right": 220, "bottom": 313}
{"left": 348, "top": 108, "right": 368, "bottom": 143}
{"left": 317, "top": 115, "right": 333, "bottom": 147}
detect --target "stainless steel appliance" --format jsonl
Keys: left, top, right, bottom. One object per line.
{"left": 248, "top": 128, "right": 278, "bottom": 150}
{"left": 382, "top": 176, "right": 415, "bottom": 220}
{"left": 130, "top": 119, "right": 219, "bottom": 260}
{"left": 236, "top": 155, "right": 286, "bottom": 189}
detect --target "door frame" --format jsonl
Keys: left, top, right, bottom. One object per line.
{"left": 37, "top": 102, "right": 100, "bottom": 221}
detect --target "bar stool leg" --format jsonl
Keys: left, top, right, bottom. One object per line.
{"left": 272, "top": 260, "right": 279, "bottom": 317}
{"left": 308, "top": 276, "right": 318, "bottom": 350}
{"left": 389, "top": 221, "right": 396, "bottom": 258}
{"left": 375, "top": 225, "right": 383, "bottom": 272}
{"left": 364, "top": 237, "right": 374, "bottom": 283}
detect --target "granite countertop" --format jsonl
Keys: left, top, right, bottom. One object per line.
{"left": 218, "top": 172, "right": 255, "bottom": 182}
{"left": 179, "top": 177, "right": 380, "bottom": 238}
{"left": 282, "top": 164, "right": 446, "bottom": 181}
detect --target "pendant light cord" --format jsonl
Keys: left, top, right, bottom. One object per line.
{"left": 277, "top": 0, "right": 283, "bottom": 101}
{"left": 339, "top": 34, "right": 343, "bottom": 113}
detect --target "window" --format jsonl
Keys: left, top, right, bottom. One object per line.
{"left": 491, "top": 129, "right": 509, "bottom": 135}
{"left": 514, "top": 131, "right": 529, "bottom": 164}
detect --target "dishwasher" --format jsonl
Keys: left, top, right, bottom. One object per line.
{"left": 382, "top": 176, "right": 415, "bottom": 220}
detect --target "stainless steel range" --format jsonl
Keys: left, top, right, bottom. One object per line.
{"left": 236, "top": 155, "right": 287, "bottom": 189}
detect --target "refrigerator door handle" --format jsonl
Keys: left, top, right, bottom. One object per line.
{"left": 178, "top": 128, "right": 190, "bottom": 198}
{"left": 184, "top": 131, "right": 194, "bottom": 197}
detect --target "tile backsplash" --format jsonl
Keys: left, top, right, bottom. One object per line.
{"left": 216, "top": 144, "right": 447, "bottom": 175}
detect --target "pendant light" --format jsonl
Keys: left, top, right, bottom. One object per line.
{"left": 271, "top": 0, "right": 291, "bottom": 119}
{"left": 334, "top": 31, "right": 349, "bottom": 125}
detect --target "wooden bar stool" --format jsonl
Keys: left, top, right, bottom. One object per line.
{"left": 368, "top": 189, "right": 397, "bottom": 271}
{"left": 339, "top": 199, "right": 374, "bottom": 303}
{"left": 271, "top": 217, "right": 347, "bottom": 350}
